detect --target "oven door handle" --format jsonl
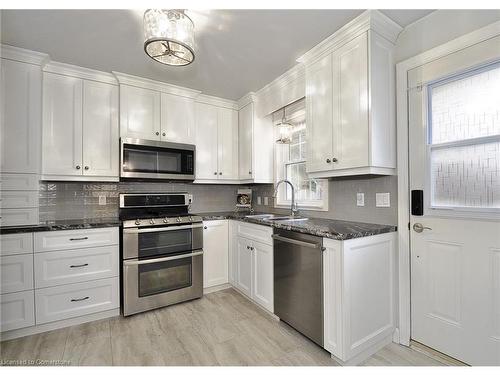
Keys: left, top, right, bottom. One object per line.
{"left": 123, "top": 250, "right": 204, "bottom": 265}
{"left": 123, "top": 223, "right": 203, "bottom": 234}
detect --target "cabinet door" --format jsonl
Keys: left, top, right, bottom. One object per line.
{"left": 0, "top": 253, "right": 34, "bottom": 294}
{"left": 332, "top": 32, "right": 369, "bottom": 169}
{"left": 0, "top": 290, "right": 35, "bottom": 332}
{"left": 82, "top": 80, "right": 119, "bottom": 177}
{"left": 42, "top": 73, "right": 83, "bottom": 175}
{"left": 252, "top": 241, "right": 274, "bottom": 312}
{"left": 161, "top": 93, "right": 195, "bottom": 144}
{"left": 120, "top": 85, "right": 161, "bottom": 140}
{"left": 194, "top": 103, "right": 218, "bottom": 180}
{"left": 202, "top": 220, "right": 229, "bottom": 288}
{"left": 236, "top": 236, "right": 252, "bottom": 298}
{"left": 305, "top": 54, "right": 334, "bottom": 173}
{"left": 217, "top": 107, "right": 239, "bottom": 180}
{"left": 238, "top": 103, "right": 253, "bottom": 179}
{"left": 1, "top": 59, "right": 41, "bottom": 173}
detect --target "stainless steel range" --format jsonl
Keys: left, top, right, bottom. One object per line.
{"left": 119, "top": 193, "right": 203, "bottom": 316}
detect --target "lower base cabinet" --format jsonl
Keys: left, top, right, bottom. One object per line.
{"left": 323, "top": 232, "right": 396, "bottom": 364}
{"left": 202, "top": 220, "right": 229, "bottom": 288}
{"left": 0, "top": 290, "right": 35, "bottom": 332}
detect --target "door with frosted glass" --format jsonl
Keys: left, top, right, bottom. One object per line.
{"left": 408, "top": 36, "right": 500, "bottom": 365}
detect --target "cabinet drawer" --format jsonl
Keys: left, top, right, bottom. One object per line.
{"left": 236, "top": 221, "right": 273, "bottom": 245}
{"left": 0, "top": 290, "right": 35, "bottom": 332}
{"left": 35, "top": 277, "right": 119, "bottom": 324}
{"left": 34, "top": 227, "right": 119, "bottom": 253}
{"left": 0, "top": 208, "right": 39, "bottom": 226}
{"left": 0, "top": 254, "right": 34, "bottom": 294}
{"left": 0, "top": 233, "right": 33, "bottom": 256}
{"left": 1, "top": 191, "right": 38, "bottom": 208}
{"left": 35, "top": 245, "right": 119, "bottom": 288}
{"left": 0, "top": 173, "right": 39, "bottom": 191}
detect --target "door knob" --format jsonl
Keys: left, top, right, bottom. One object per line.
{"left": 75, "top": 165, "right": 81, "bottom": 170}
{"left": 155, "top": 132, "right": 159, "bottom": 136}
{"left": 413, "top": 223, "right": 432, "bottom": 233}
{"left": 214, "top": 172, "right": 217, "bottom": 175}
{"left": 162, "top": 133, "right": 166, "bottom": 136}
{"left": 332, "top": 157, "right": 338, "bottom": 162}
{"left": 84, "top": 166, "right": 89, "bottom": 170}
{"left": 326, "top": 158, "right": 331, "bottom": 163}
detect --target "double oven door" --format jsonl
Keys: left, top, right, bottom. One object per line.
{"left": 122, "top": 223, "right": 203, "bottom": 316}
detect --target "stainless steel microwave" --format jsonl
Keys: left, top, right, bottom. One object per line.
{"left": 120, "top": 138, "right": 195, "bottom": 181}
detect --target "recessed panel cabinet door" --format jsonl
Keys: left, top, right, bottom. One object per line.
{"left": 42, "top": 73, "right": 83, "bottom": 176}
{"left": 236, "top": 236, "right": 252, "bottom": 298}
{"left": 203, "top": 220, "right": 229, "bottom": 288}
{"left": 252, "top": 241, "right": 273, "bottom": 312}
{"left": 161, "top": 93, "right": 195, "bottom": 144}
{"left": 1, "top": 59, "right": 42, "bottom": 174}
{"left": 305, "top": 54, "right": 333, "bottom": 173}
{"left": 195, "top": 103, "right": 218, "bottom": 180}
{"left": 217, "top": 108, "right": 239, "bottom": 180}
{"left": 82, "top": 81, "right": 119, "bottom": 177}
{"left": 238, "top": 103, "right": 253, "bottom": 179}
{"left": 120, "top": 85, "right": 161, "bottom": 141}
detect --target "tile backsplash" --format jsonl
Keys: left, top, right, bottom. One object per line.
{"left": 39, "top": 181, "right": 240, "bottom": 221}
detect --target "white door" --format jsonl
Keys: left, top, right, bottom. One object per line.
{"left": 238, "top": 103, "right": 253, "bottom": 179}
{"left": 161, "top": 93, "right": 195, "bottom": 144}
{"left": 305, "top": 53, "right": 334, "bottom": 173}
{"left": 202, "top": 220, "right": 229, "bottom": 288}
{"left": 119, "top": 85, "right": 161, "bottom": 141}
{"left": 409, "top": 36, "right": 500, "bottom": 365}
{"left": 42, "top": 73, "right": 83, "bottom": 176}
{"left": 0, "top": 59, "right": 42, "bottom": 174}
{"left": 217, "top": 107, "right": 239, "bottom": 180}
{"left": 194, "top": 102, "right": 218, "bottom": 180}
{"left": 82, "top": 80, "right": 119, "bottom": 177}
{"left": 236, "top": 236, "right": 252, "bottom": 297}
{"left": 252, "top": 241, "right": 273, "bottom": 312}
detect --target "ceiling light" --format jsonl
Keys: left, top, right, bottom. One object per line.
{"left": 143, "top": 9, "right": 195, "bottom": 66}
{"left": 276, "top": 114, "right": 293, "bottom": 144}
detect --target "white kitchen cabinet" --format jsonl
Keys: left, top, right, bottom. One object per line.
{"left": 0, "top": 254, "right": 34, "bottom": 294}
{"left": 304, "top": 30, "right": 397, "bottom": 178}
{"left": 202, "top": 220, "right": 229, "bottom": 288}
{"left": 119, "top": 84, "right": 161, "bottom": 141}
{"left": 42, "top": 69, "right": 119, "bottom": 181}
{"left": 161, "top": 93, "right": 195, "bottom": 144}
{"left": 0, "top": 208, "right": 39, "bottom": 227}
{"left": 0, "top": 191, "right": 38, "bottom": 209}
{"left": 251, "top": 241, "right": 274, "bottom": 312}
{"left": 323, "top": 232, "right": 396, "bottom": 365}
{"left": 0, "top": 58, "right": 42, "bottom": 174}
{"left": 237, "top": 99, "right": 274, "bottom": 183}
{"left": 235, "top": 236, "right": 253, "bottom": 298}
{"left": 34, "top": 227, "right": 119, "bottom": 253}
{"left": 195, "top": 102, "right": 239, "bottom": 182}
{"left": 0, "top": 290, "right": 35, "bottom": 332}
{"left": 0, "top": 233, "right": 33, "bottom": 256}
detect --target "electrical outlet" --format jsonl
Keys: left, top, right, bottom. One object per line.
{"left": 98, "top": 195, "right": 106, "bottom": 206}
{"left": 375, "top": 193, "right": 390, "bottom": 207}
{"left": 257, "top": 196, "right": 262, "bottom": 205}
{"left": 263, "top": 196, "right": 269, "bottom": 206}
{"left": 356, "top": 193, "right": 365, "bottom": 207}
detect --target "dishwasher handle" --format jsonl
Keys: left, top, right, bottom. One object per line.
{"left": 272, "top": 234, "right": 322, "bottom": 249}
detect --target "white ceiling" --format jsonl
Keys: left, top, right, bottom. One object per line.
{"left": 1, "top": 9, "right": 434, "bottom": 100}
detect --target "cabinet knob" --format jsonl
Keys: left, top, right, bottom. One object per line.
{"left": 204, "top": 226, "right": 207, "bottom": 229}
{"left": 332, "top": 157, "right": 338, "bottom": 163}
{"left": 162, "top": 132, "right": 166, "bottom": 136}
{"left": 248, "top": 171, "right": 252, "bottom": 175}
{"left": 84, "top": 166, "right": 89, "bottom": 170}
{"left": 155, "top": 132, "right": 159, "bottom": 136}
{"left": 219, "top": 172, "right": 222, "bottom": 175}
{"left": 326, "top": 158, "right": 331, "bottom": 163}
{"left": 76, "top": 165, "right": 81, "bottom": 170}
{"left": 214, "top": 172, "right": 218, "bottom": 175}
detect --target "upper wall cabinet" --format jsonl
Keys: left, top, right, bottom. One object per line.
{"left": 237, "top": 96, "right": 274, "bottom": 183}
{"left": 114, "top": 72, "right": 200, "bottom": 144}
{"left": 42, "top": 63, "right": 119, "bottom": 181}
{"left": 1, "top": 47, "right": 47, "bottom": 174}
{"left": 300, "top": 11, "right": 402, "bottom": 178}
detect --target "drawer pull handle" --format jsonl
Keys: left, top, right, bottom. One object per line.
{"left": 69, "top": 237, "right": 89, "bottom": 241}
{"left": 70, "top": 296, "right": 90, "bottom": 302}
{"left": 70, "top": 263, "right": 89, "bottom": 268}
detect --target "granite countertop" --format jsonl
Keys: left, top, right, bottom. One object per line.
{"left": 195, "top": 211, "right": 397, "bottom": 241}
{"left": 0, "top": 218, "right": 121, "bottom": 235}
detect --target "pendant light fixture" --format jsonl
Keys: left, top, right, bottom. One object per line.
{"left": 276, "top": 113, "right": 293, "bottom": 144}
{"left": 143, "top": 9, "right": 195, "bottom": 66}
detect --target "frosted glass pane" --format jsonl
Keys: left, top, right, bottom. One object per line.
{"left": 430, "top": 65, "right": 500, "bottom": 144}
{"left": 431, "top": 142, "right": 500, "bottom": 208}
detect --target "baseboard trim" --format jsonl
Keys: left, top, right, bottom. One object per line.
{"left": 203, "top": 283, "right": 232, "bottom": 294}
{"left": 332, "top": 334, "right": 393, "bottom": 366}
{"left": 0, "top": 308, "right": 120, "bottom": 341}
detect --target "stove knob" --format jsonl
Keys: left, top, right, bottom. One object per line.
{"left": 134, "top": 220, "right": 141, "bottom": 226}
{"left": 163, "top": 218, "right": 168, "bottom": 223}
{"left": 149, "top": 219, "right": 155, "bottom": 225}
{"left": 176, "top": 217, "right": 181, "bottom": 223}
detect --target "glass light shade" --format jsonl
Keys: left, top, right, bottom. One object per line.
{"left": 144, "top": 9, "right": 195, "bottom": 66}
{"left": 276, "top": 121, "right": 293, "bottom": 144}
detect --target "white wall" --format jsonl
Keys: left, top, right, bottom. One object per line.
{"left": 395, "top": 9, "right": 500, "bottom": 63}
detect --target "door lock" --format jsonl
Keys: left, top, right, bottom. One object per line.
{"left": 413, "top": 223, "right": 432, "bottom": 233}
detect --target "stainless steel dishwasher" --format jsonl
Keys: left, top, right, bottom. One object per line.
{"left": 272, "top": 228, "right": 324, "bottom": 346}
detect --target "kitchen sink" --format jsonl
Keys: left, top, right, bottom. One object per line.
{"left": 244, "top": 214, "right": 309, "bottom": 222}
{"left": 270, "top": 217, "right": 309, "bottom": 222}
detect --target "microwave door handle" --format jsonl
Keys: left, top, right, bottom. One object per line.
{"left": 123, "top": 223, "right": 204, "bottom": 234}
{"left": 123, "top": 250, "right": 204, "bottom": 265}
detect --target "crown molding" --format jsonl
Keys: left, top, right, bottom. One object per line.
{"left": 44, "top": 61, "right": 117, "bottom": 85}
{"left": 1, "top": 44, "right": 49, "bottom": 66}
{"left": 297, "top": 10, "right": 402, "bottom": 65}
{"left": 113, "top": 71, "right": 201, "bottom": 98}
{"left": 195, "top": 94, "right": 238, "bottom": 110}
{"left": 256, "top": 63, "right": 305, "bottom": 99}
{"left": 237, "top": 92, "right": 256, "bottom": 109}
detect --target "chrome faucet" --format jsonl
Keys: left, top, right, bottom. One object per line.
{"left": 273, "top": 179, "right": 299, "bottom": 217}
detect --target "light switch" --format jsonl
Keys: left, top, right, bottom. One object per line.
{"left": 263, "top": 197, "right": 269, "bottom": 206}
{"left": 257, "top": 196, "right": 262, "bottom": 205}
{"left": 356, "top": 193, "right": 365, "bottom": 207}
{"left": 376, "top": 193, "right": 390, "bottom": 207}
{"left": 98, "top": 195, "right": 106, "bottom": 205}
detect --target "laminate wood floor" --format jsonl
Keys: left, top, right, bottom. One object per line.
{"left": 0, "top": 288, "right": 458, "bottom": 366}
